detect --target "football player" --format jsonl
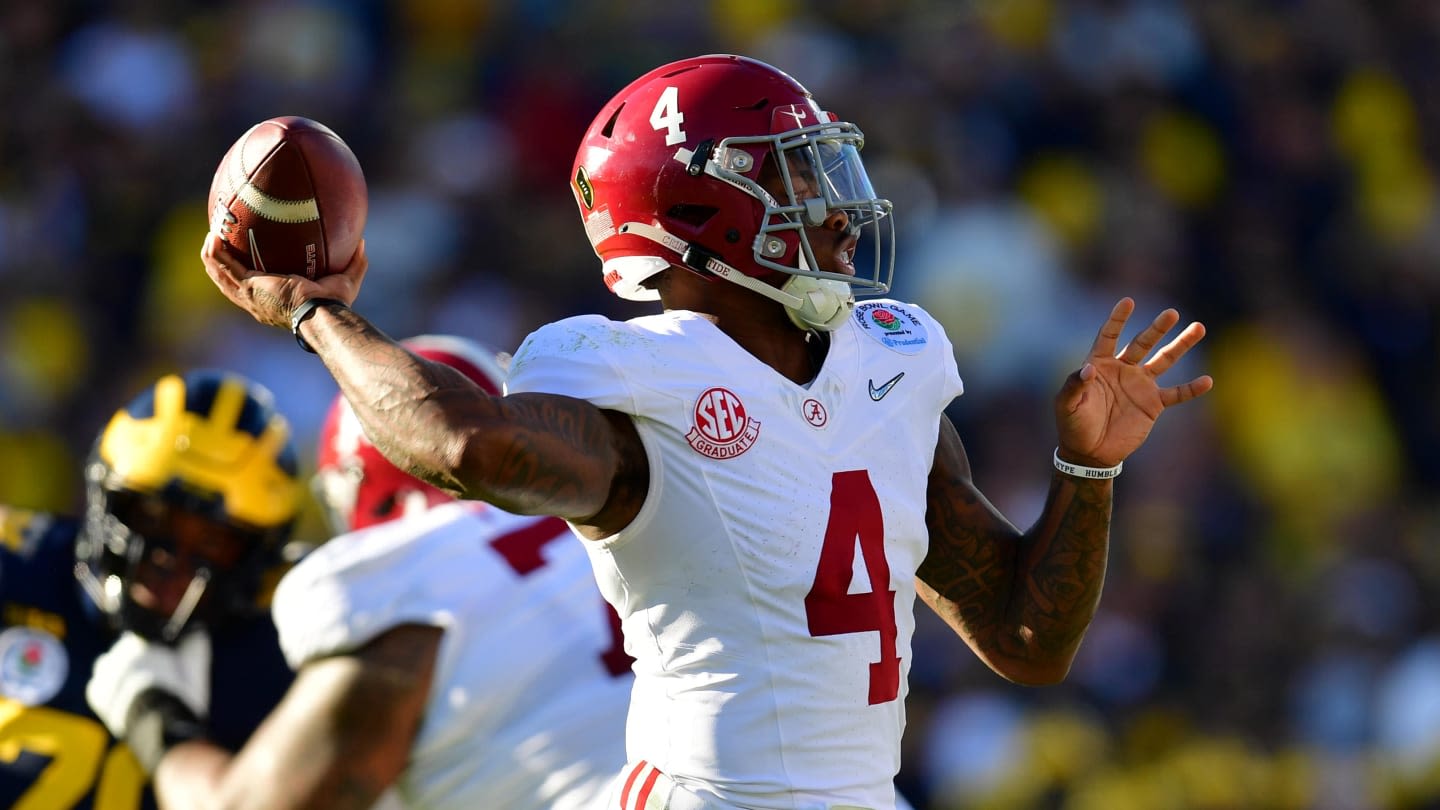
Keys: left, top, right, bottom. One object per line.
{"left": 89, "top": 335, "right": 633, "bottom": 810}
{"left": 202, "top": 54, "right": 1212, "bottom": 810}
{"left": 0, "top": 369, "right": 298, "bottom": 810}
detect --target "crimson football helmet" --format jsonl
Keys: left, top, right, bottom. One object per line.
{"left": 312, "top": 335, "right": 506, "bottom": 534}
{"left": 571, "top": 54, "right": 894, "bottom": 331}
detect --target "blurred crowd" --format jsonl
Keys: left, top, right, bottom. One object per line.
{"left": 3, "top": 0, "right": 1439, "bottom": 807}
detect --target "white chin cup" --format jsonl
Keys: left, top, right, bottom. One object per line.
{"left": 782, "top": 275, "right": 854, "bottom": 332}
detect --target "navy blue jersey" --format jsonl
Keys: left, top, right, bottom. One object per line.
{"left": 0, "top": 506, "right": 294, "bottom": 810}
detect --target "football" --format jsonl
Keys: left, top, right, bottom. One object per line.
{"left": 208, "top": 116, "right": 367, "bottom": 279}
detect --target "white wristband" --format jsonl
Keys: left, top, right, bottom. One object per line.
{"left": 1053, "top": 448, "right": 1123, "bottom": 479}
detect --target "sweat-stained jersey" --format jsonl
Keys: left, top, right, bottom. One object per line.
{"left": 0, "top": 506, "right": 294, "bottom": 810}
{"left": 271, "top": 501, "right": 633, "bottom": 810}
{"left": 507, "top": 301, "right": 964, "bottom": 810}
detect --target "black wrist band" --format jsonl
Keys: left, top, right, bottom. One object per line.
{"left": 290, "top": 298, "right": 346, "bottom": 354}
{"left": 124, "top": 689, "right": 208, "bottom": 774}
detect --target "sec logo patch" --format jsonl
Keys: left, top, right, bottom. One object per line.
{"left": 686, "top": 387, "right": 761, "bottom": 459}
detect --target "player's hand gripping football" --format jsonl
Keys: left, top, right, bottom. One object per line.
{"left": 1053, "top": 298, "right": 1213, "bottom": 469}
{"left": 201, "top": 232, "right": 369, "bottom": 329}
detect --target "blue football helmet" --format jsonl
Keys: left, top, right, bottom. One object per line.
{"left": 76, "top": 370, "right": 302, "bottom": 642}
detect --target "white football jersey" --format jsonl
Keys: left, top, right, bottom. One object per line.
{"left": 508, "top": 301, "right": 964, "bottom": 809}
{"left": 272, "top": 501, "right": 633, "bottom": 810}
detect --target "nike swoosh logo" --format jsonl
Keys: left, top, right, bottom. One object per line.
{"left": 868, "top": 372, "right": 905, "bottom": 401}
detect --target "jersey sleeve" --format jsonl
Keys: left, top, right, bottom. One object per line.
{"left": 506, "top": 315, "right": 642, "bottom": 414}
{"left": 912, "top": 301, "right": 965, "bottom": 406}
{"left": 271, "top": 505, "right": 501, "bottom": 669}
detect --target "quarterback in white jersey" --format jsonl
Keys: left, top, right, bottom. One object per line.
{"left": 203, "top": 55, "right": 1212, "bottom": 810}
{"left": 507, "top": 302, "right": 959, "bottom": 808}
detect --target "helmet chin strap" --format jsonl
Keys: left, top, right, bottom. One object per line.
{"left": 617, "top": 222, "right": 854, "bottom": 331}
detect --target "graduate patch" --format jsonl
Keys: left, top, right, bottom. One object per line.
{"left": 854, "top": 302, "right": 929, "bottom": 355}
{"left": 687, "top": 387, "right": 760, "bottom": 459}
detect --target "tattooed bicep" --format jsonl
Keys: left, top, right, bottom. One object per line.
{"left": 473, "top": 394, "right": 647, "bottom": 528}
{"left": 918, "top": 416, "right": 1022, "bottom": 610}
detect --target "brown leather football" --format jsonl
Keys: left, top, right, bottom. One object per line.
{"left": 208, "top": 116, "right": 367, "bottom": 278}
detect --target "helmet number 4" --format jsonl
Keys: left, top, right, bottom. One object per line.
{"left": 804, "top": 470, "right": 901, "bottom": 705}
{"left": 650, "top": 86, "right": 686, "bottom": 147}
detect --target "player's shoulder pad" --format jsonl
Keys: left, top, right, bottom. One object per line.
{"left": 849, "top": 299, "right": 954, "bottom": 358}
{"left": 850, "top": 299, "right": 963, "bottom": 404}
{"left": 507, "top": 315, "right": 647, "bottom": 412}
{"left": 510, "top": 315, "right": 628, "bottom": 372}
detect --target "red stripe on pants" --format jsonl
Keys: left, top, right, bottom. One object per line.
{"left": 619, "top": 760, "right": 649, "bottom": 808}
{"left": 634, "top": 765, "right": 663, "bottom": 809}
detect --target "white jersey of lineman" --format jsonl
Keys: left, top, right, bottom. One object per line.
{"left": 507, "top": 301, "right": 964, "bottom": 810}
{"left": 271, "top": 501, "right": 633, "bottom": 810}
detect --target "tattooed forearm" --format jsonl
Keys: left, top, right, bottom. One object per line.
{"left": 318, "top": 313, "right": 483, "bottom": 484}
{"left": 307, "top": 305, "right": 628, "bottom": 523}
{"left": 1014, "top": 474, "right": 1112, "bottom": 654}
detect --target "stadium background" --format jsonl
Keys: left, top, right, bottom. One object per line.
{"left": 2, "top": 1, "right": 1438, "bottom": 807}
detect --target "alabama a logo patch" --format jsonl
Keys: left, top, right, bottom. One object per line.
{"left": 854, "top": 302, "right": 930, "bottom": 356}
{"left": 687, "top": 387, "right": 760, "bottom": 459}
{"left": 0, "top": 626, "right": 68, "bottom": 706}
{"left": 802, "top": 398, "right": 828, "bottom": 427}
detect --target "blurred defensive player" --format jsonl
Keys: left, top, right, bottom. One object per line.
{"left": 0, "top": 369, "right": 298, "bottom": 809}
{"left": 87, "top": 335, "right": 633, "bottom": 810}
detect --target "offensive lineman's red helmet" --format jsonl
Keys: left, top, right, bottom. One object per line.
{"left": 570, "top": 54, "right": 894, "bottom": 331}
{"left": 313, "top": 335, "right": 506, "bottom": 534}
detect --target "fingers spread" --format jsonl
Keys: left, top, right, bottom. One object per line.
{"left": 1143, "top": 321, "right": 1207, "bottom": 377}
{"left": 1159, "top": 374, "right": 1215, "bottom": 407}
{"left": 1119, "top": 308, "right": 1181, "bottom": 365}
{"left": 1089, "top": 297, "right": 1136, "bottom": 357}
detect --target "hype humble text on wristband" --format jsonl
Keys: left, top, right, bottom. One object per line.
{"left": 1052, "top": 448, "right": 1123, "bottom": 479}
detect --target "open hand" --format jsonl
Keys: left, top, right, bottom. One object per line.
{"left": 201, "top": 232, "right": 369, "bottom": 329}
{"left": 1054, "top": 298, "right": 1213, "bottom": 468}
